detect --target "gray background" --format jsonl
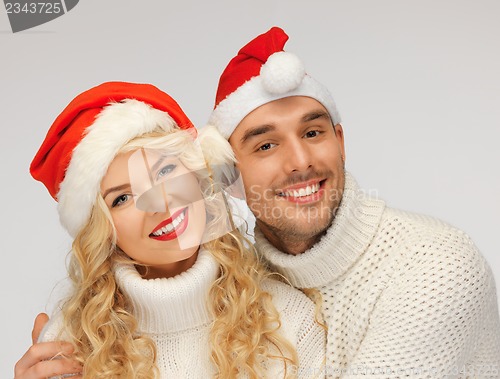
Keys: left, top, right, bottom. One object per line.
{"left": 1, "top": 1, "right": 499, "bottom": 376}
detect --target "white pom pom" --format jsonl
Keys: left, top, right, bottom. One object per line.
{"left": 260, "top": 52, "right": 305, "bottom": 94}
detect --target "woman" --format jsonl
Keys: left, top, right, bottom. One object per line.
{"left": 15, "top": 81, "right": 325, "bottom": 378}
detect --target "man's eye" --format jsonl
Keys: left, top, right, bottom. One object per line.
{"left": 157, "top": 164, "right": 176, "bottom": 179}
{"left": 112, "top": 194, "right": 130, "bottom": 208}
{"left": 258, "top": 143, "right": 275, "bottom": 151}
{"left": 305, "top": 130, "right": 320, "bottom": 138}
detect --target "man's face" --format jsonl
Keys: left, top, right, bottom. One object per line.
{"left": 229, "top": 96, "right": 346, "bottom": 254}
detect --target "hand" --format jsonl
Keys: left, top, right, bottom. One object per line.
{"left": 14, "top": 313, "right": 83, "bottom": 379}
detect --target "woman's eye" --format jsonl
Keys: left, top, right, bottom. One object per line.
{"left": 157, "top": 164, "right": 176, "bottom": 179}
{"left": 112, "top": 194, "right": 130, "bottom": 208}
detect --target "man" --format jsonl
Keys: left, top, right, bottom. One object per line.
{"left": 208, "top": 27, "right": 500, "bottom": 377}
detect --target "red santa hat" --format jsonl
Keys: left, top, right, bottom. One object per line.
{"left": 30, "top": 81, "right": 195, "bottom": 237}
{"left": 209, "top": 26, "right": 341, "bottom": 139}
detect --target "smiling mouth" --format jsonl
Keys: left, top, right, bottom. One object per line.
{"left": 277, "top": 180, "right": 324, "bottom": 199}
{"left": 150, "top": 208, "right": 188, "bottom": 239}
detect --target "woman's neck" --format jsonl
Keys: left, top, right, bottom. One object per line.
{"left": 136, "top": 249, "right": 199, "bottom": 279}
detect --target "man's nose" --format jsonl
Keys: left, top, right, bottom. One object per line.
{"left": 283, "top": 139, "right": 312, "bottom": 173}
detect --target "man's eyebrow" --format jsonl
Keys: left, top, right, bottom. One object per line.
{"left": 302, "top": 110, "right": 331, "bottom": 123}
{"left": 240, "top": 124, "right": 276, "bottom": 145}
{"left": 102, "top": 183, "right": 131, "bottom": 200}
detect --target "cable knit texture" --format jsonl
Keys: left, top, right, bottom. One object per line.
{"left": 39, "top": 249, "right": 326, "bottom": 378}
{"left": 255, "top": 172, "right": 500, "bottom": 378}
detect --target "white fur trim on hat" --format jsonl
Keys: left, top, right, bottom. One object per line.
{"left": 57, "top": 99, "right": 178, "bottom": 237}
{"left": 209, "top": 53, "right": 341, "bottom": 139}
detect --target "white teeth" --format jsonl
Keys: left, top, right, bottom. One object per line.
{"left": 152, "top": 211, "right": 185, "bottom": 236}
{"left": 283, "top": 183, "right": 320, "bottom": 198}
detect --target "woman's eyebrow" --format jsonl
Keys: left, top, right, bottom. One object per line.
{"left": 150, "top": 155, "right": 167, "bottom": 173}
{"left": 102, "top": 183, "right": 131, "bottom": 200}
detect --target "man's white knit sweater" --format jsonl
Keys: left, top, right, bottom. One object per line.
{"left": 40, "top": 250, "right": 326, "bottom": 378}
{"left": 255, "top": 172, "right": 500, "bottom": 378}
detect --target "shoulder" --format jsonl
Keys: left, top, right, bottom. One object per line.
{"left": 260, "top": 277, "right": 320, "bottom": 334}
{"left": 382, "top": 206, "right": 468, "bottom": 237}
{"left": 37, "top": 309, "right": 66, "bottom": 343}
{"left": 379, "top": 207, "right": 496, "bottom": 306}
{"left": 260, "top": 277, "right": 316, "bottom": 315}
{"left": 260, "top": 277, "right": 326, "bottom": 356}
{"left": 381, "top": 207, "right": 488, "bottom": 269}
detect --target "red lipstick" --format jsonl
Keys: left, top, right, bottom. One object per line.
{"left": 149, "top": 207, "right": 189, "bottom": 241}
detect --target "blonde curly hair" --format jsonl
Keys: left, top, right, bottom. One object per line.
{"left": 59, "top": 126, "right": 298, "bottom": 378}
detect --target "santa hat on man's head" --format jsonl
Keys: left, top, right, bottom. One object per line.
{"left": 209, "top": 26, "right": 341, "bottom": 139}
{"left": 30, "top": 81, "right": 195, "bottom": 237}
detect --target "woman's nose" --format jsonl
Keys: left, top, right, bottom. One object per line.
{"left": 137, "top": 182, "right": 172, "bottom": 214}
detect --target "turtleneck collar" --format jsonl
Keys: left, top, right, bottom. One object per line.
{"left": 254, "top": 172, "right": 385, "bottom": 288}
{"left": 114, "top": 249, "right": 219, "bottom": 334}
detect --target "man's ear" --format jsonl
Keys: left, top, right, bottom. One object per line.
{"left": 334, "top": 123, "right": 346, "bottom": 162}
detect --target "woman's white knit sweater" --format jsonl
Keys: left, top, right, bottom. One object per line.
{"left": 255, "top": 172, "right": 500, "bottom": 378}
{"left": 40, "top": 250, "right": 326, "bottom": 378}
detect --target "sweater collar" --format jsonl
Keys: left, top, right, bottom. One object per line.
{"left": 114, "top": 249, "right": 219, "bottom": 333}
{"left": 254, "top": 172, "right": 385, "bottom": 288}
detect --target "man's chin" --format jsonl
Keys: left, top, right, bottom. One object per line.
{"left": 258, "top": 216, "right": 332, "bottom": 240}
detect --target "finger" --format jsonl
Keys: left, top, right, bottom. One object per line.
{"left": 16, "top": 356, "right": 82, "bottom": 379}
{"left": 14, "top": 341, "right": 76, "bottom": 374}
{"left": 31, "top": 313, "right": 49, "bottom": 344}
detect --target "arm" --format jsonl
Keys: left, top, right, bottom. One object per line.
{"left": 14, "top": 313, "right": 82, "bottom": 379}
{"left": 344, "top": 232, "right": 500, "bottom": 378}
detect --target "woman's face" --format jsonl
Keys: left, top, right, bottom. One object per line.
{"left": 101, "top": 150, "right": 207, "bottom": 279}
